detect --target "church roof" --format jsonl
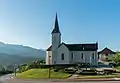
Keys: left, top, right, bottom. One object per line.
{"left": 98, "top": 47, "right": 116, "bottom": 55}
{"left": 46, "top": 42, "right": 98, "bottom": 51}
{"left": 46, "top": 45, "right": 52, "bottom": 51}
{"left": 51, "top": 13, "right": 61, "bottom": 34}
{"left": 65, "top": 43, "right": 98, "bottom": 51}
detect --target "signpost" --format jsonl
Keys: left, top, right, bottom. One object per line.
{"left": 14, "top": 64, "right": 17, "bottom": 77}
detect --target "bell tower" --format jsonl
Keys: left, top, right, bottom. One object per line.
{"left": 51, "top": 13, "right": 61, "bottom": 64}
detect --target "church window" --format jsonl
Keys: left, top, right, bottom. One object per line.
{"left": 61, "top": 53, "right": 64, "bottom": 60}
{"left": 92, "top": 53, "right": 94, "bottom": 59}
{"left": 81, "top": 53, "right": 83, "bottom": 59}
{"left": 71, "top": 53, "right": 74, "bottom": 60}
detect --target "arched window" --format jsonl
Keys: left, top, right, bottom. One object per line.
{"left": 92, "top": 53, "right": 94, "bottom": 59}
{"left": 71, "top": 53, "right": 74, "bottom": 60}
{"left": 61, "top": 53, "right": 64, "bottom": 60}
{"left": 81, "top": 53, "right": 83, "bottom": 59}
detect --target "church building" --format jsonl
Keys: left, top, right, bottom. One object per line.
{"left": 46, "top": 14, "right": 98, "bottom": 66}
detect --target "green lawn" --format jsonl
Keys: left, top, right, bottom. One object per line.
{"left": 17, "top": 68, "right": 71, "bottom": 79}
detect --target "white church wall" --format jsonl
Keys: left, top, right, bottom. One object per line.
{"left": 69, "top": 51, "right": 84, "bottom": 63}
{"left": 70, "top": 51, "right": 98, "bottom": 66}
{"left": 46, "top": 51, "right": 52, "bottom": 65}
{"left": 57, "top": 44, "right": 70, "bottom": 64}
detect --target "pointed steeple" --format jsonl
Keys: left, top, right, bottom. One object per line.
{"left": 51, "top": 13, "right": 61, "bottom": 34}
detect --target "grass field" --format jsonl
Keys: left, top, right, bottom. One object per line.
{"left": 17, "top": 68, "right": 71, "bottom": 79}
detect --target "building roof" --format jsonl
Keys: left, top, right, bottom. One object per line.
{"left": 46, "top": 42, "right": 98, "bottom": 51}
{"left": 46, "top": 45, "right": 52, "bottom": 51}
{"left": 51, "top": 13, "right": 61, "bottom": 34}
{"left": 98, "top": 47, "right": 116, "bottom": 54}
{"left": 65, "top": 43, "right": 98, "bottom": 51}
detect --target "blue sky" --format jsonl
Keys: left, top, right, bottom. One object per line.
{"left": 0, "top": 0, "right": 120, "bottom": 51}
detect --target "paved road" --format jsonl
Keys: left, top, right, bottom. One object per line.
{"left": 2, "top": 79, "right": 120, "bottom": 83}
{"left": 0, "top": 74, "right": 14, "bottom": 81}
{"left": 0, "top": 74, "right": 120, "bottom": 83}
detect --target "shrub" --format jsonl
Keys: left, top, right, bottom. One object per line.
{"left": 18, "top": 65, "right": 29, "bottom": 73}
{"left": 40, "top": 65, "right": 51, "bottom": 68}
{"left": 90, "top": 68, "right": 97, "bottom": 72}
{"left": 54, "top": 69, "right": 59, "bottom": 72}
{"left": 64, "top": 67, "right": 77, "bottom": 74}
{"left": 79, "top": 70, "right": 97, "bottom": 75}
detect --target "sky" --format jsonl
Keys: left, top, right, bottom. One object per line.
{"left": 0, "top": 0, "right": 120, "bottom": 51}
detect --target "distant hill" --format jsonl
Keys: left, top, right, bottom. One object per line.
{"left": 0, "top": 42, "right": 46, "bottom": 66}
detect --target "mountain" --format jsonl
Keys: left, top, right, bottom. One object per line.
{"left": 0, "top": 42, "right": 46, "bottom": 66}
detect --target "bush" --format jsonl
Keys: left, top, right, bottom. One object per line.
{"left": 90, "top": 68, "right": 97, "bottom": 71}
{"left": 18, "top": 65, "right": 29, "bottom": 73}
{"left": 64, "top": 67, "right": 77, "bottom": 74}
{"left": 79, "top": 70, "right": 97, "bottom": 75}
{"left": 54, "top": 69, "right": 59, "bottom": 72}
{"left": 0, "top": 70, "right": 13, "bottom": 76}
{"left": 27, "top": 64, "right": 41, "bottom": 69}
{"left": 40, "top": 65, "right": 51, "bottom": 68}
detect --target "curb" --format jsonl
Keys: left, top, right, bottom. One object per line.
{"left": 52, "top": 79, "right": 120, "bottom": 82}
{"left": 12, "top": 77, "right": 120, "bottom": 82}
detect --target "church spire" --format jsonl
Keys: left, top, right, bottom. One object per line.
{"left": 51, "top": 13, "right": 61, "bottom": 34}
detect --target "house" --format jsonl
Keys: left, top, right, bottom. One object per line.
{"left": 46, "top": 14, "right": 99, "bottom": 66}
{"left": 98, "top": 47, "right": 116, "bottom": 61}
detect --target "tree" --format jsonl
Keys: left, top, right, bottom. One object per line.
{"left": 113, "top": 51, "right": 120, "bottom": 65}
{"left": 39, "top": 60, "right": 45, "bottom": 64}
